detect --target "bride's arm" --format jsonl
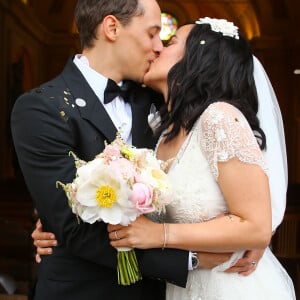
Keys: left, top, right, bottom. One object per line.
{"left": 160, "top": 158, "right": 272, "bottom": 252}
{"left": 108, "top": 157, "right": 272, "bottom": 252}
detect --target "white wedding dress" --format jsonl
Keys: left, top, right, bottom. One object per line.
{"left": 161, "top": 102, "right": 296, "bottom": 300}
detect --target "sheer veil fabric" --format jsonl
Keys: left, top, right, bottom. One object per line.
{"left": 254, "top": 56, "right": 288, "bottom": 231}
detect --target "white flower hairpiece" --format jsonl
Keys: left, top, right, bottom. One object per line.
{"left": 195, "top": 17, "right": 239, "bottom": 40}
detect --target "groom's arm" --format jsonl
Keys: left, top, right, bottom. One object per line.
{"left": 32, "top": 220, "right": 265, "bottom": 287}
{"left": 136, "top": 248, "right": 189, "bottom": 287}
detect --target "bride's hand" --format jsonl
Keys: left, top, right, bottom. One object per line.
{"left": 224, "top": 249, "right": 265, "bottom": 275}
{"left": 107, "top": 215, "right": 163, "bottom": 249}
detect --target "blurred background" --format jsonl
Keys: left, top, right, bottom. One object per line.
{"left": 0, "top": 0, "right": 299, "bottom": 299}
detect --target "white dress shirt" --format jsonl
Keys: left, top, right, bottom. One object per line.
{"left": 73, "top": 54, "right": 132, "bottom": 144}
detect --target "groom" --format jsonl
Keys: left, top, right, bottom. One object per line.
{"left": 11, "top": 0, "right": 190, "bottom": 299}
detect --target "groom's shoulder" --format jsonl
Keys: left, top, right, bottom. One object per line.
{"left": 37, "top": 76, "right": 69, "bottom": 97}
{"left": 14, "top": 75, "right": 72, "bottom": 113}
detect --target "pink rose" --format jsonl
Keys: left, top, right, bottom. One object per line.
{"left": 102, "top": 145, "right": 122, "bottom": 162}
{"left": 131, "top": 182, "right": 155, "bottom": 214}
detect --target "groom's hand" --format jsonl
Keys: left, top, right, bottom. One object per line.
{"left": 224, "top": 249, "right": 265, "bottom": 275}
{"left": 31, "top": 219, "right": 57, "bottom": 263}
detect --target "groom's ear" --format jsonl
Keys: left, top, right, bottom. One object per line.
{"left": 101, "top": 15, "right": 120, "bottom": 42}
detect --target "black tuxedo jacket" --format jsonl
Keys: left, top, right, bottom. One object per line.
{"left": 11, "top": 58, "right": 188, "bottom": 300}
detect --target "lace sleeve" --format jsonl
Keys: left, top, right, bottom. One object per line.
{"left": 197, "top": 102, "right": 267, "bottom": 179}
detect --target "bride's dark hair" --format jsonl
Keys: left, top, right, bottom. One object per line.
{"left": 159, "top": 23, "right": 266, "bottom": 149}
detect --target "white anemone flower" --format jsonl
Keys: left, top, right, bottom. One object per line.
{"left": 75, "top": 163, "right": 137, "bottom": 225}
{"left": 75, "top": 157, "right": 103, "bottom": 185}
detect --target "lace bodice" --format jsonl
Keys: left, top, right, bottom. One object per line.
{"left": 162, "top": 102, "right": 267, "bottom": 224}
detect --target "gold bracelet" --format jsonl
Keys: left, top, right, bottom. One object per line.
{"left": 162, "top": 223, "right": 167, "bottom": 249}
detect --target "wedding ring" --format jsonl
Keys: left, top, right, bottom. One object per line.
{"left": 251, "top": 261, "right": 257, "bottom": 267}
{"left": 114, "top": 231, "right": 121, "bottom": 240}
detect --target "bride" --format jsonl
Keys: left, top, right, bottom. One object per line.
{"left": 108, "top": 18, "right": 296, "bottom": 299}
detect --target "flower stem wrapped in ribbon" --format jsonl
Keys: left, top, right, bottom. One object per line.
{"left": 57, "top": 133, "right": 173, "bottom": 285}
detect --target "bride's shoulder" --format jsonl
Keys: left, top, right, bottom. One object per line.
{"left": 199, "top": 101, "right": 246, "bottom": 127}
{"left": 202, "top": 101, "right": 242, "bottom": 116}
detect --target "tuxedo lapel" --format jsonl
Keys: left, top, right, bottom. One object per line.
{"left": 61, "top": 58, "right": 118, "bottom": 143}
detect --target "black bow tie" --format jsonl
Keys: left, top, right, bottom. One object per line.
{"left": 104, "top": 79, "right": 131, "bottom": 104}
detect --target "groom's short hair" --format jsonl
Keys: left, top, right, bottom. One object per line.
{"left": 75, "top": 0, "right": 145, "bottom": 49}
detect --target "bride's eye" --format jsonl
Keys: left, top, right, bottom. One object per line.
{"left": 165, "top": 36, "right": 177, "bottom": 47}
{"left": 166, "top": 40, "right": 175, "bottom": 47}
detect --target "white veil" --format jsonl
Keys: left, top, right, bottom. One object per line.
{"left": 253, "top": 56, "right": 288, "bottom": 231}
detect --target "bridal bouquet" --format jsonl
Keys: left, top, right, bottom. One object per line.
{"left": 57, "top": 133, "right": 172, "bottom": 285}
